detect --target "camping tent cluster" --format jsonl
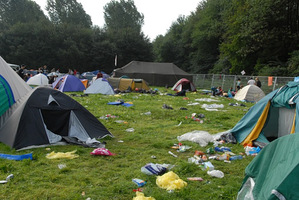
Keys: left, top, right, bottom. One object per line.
{"left": 0, "top": 56, "right": 113, "bottom": 150}
{"left": 114, "top": 61, "right": 193, "bottom": 87}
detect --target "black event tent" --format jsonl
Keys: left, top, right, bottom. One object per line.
{"left": 114, "top": 61, "right": 193, "bottom": 87}
{"left": 0, "top": 87, "right": 113, "bottom": 150}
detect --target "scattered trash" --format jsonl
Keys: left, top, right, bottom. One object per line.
{"left": 118, "top": 140, "right": 124, "bottom": 143}
{"left": 168, "top": 151, "right": 178, "bottom": 157}
{"left": 0, "top": 174, "right": 13, "bottom": 184}
{"left": 141, "top": 163, "right": 168, "bottom": 175}
{"left": 201, "top": 103, "right": 224, "bottom": 111}
{"left": 177, "top": 144, "right": 192, "bottom": 152}
{"left": 58, "top": 164, "right": 66, "bottom": 169}
{"left": 229, "top": 155, "right": 243, "bottom": 161}
{"left": 187, "top": 102, "right": 200, "bottom": 106}
{"left": 177, "top": 131, "right": 214, "bottom": 147}
{"left": 207, "top": 170, "right": 224, "bottom": 178}
{"left": 132, "top": 178, "right": 146, "bottom": 187}
{"left": 46, "top": 150, "right": 79, "bottom": 159}
{"left": 99, "top": 114, "right": 118, "bottom": 120}
{"left": 214, "top": 146, "right": 232, "bottom": 152}
{"left": 126, "top": 128, "right": 135, "bottom": 132}
{"left": 132, "top": 191, "right": 155, "bottom": 200}
{"left": 195, "top": 98, "right": 220, "bottom": 102}
{"left": 162, "top": 104, "right": 173, "bottom": 109}
{"left": 90, "top": 148, "right": 115, "bottom": 156}
{"left": 177, "top": 121, "right": 182, "bottom": 126}
{"left": 115, "top": 120, "right": 127, "bottom": 124}
{"left": 151, "top": 155, "right": 156, "bottom": 159}
{"left": 180, "top": 107, "right": 188, "bottom": 110}
{"left": 245, "top": 146, "right": 261, "bottom": 156}
{"left": 142, "top": 111, "right": 152, "bottom": 115}
{"left": 203, "top": 161, "right": 214, "bottom": 171}
{"left": 46, "top": 148, "right": 51, "bottom": 151}
{"left": 156, "top": 171, "right": 187, "bottom": 191}
{"left": 187, "top": 177, "right": 203, "bottom": 181}
{"left": 132, "top": 188, "right": 143, "bottom": 192}
{"left": 0, "top": 153, "right": 33, "bottom": 161}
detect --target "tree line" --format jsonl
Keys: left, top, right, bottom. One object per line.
{"left": 0, "top": 0, "right": 298, "bottom": 76}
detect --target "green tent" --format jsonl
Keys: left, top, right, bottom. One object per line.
{"left": 231, "top": 81, "right": 299, "bottom": 146}
{"left": 0, "top": 75, "right": 15, "bottom": 115}
{"left": 237, "top": 132, "right": 299, "bottom": 199}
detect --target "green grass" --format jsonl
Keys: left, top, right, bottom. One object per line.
{"left": 0, "top": 88, "right": 256, "bottom": 200}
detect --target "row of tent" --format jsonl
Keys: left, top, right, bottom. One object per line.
{"left": 26, "top": 72, "right": 198, "bottom": 95}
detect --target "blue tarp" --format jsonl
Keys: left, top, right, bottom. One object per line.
{"left": 0, "top": 153, "right": 33, "bottom": 161}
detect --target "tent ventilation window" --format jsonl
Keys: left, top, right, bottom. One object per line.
{"left": 47, "top": 95, "right": 60, "bottom": 106}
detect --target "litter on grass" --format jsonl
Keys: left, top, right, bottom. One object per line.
{"left": 0, "top": 174, "right": 13, "bottom": 184}
{"left": 201, "top": 104, "right": 224, "bottom": 111}
{"left": 46, "top": 150, "right": 79, "bottom": 159}
{"left": 195, "top": 98, "right": 220, "bottom": 102}
{"left": 133, "top": 191, "right": 156, "bottom": 200}
{"left": 90, "top": 148, "right": 115, "bottom": 156}
{"left": 156, "top": 171, "right": 187, "bottom": 191}
{"left": 177, "top": 131, "right": 214, "bottom": 147}
{"left": 0, "top": 153, "right": 33, "bottom": 161}
{"left": 132, "top": 178, "right": 146, "bottom": 187}
{"left": 141, "top": 163, "right": 174, "bottom": 175}
{"left": 207, "top": 170, "right": 224, "bottom": 178}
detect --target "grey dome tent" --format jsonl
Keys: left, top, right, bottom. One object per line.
{"left": 114, "top": 61, "right": 193, "bottom": 87}
{"left": 0, "top": 86, "right": 113, "bottom": 150}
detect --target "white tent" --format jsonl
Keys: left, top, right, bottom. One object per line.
{"left": 0, "top": 56, "right": 31, "bottom": 103}
{"left": 84, "top": 78, "right": 115, "bottom": 95}
{"left": 234, "top": 85, "right": 265, "bottom": 102}
{"left": 27, "top": 73, "right": 49, "bottom": 86}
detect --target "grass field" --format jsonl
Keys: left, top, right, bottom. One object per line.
{"left": 0, "top": 88, "right": 256, "bottom": 200}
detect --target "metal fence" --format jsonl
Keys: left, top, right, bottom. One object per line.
{"left": 192, "top": 74, "right": 296, "bottom": 94}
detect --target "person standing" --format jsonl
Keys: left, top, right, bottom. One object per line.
{"left": 18, "top": 64, "right": 26, "bottom": 79}
{"left": 255, "top": 77, "right": 261, "bottom": 88}
{"left": 247, "top": 77, "right": 255, "bottom": 85}
{"left": 236, "top": 78, "right": 241, "bottom": 91}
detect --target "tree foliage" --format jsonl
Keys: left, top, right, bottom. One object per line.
{"left": 46, "top": 0, "right": 92, "bottom": 28}
{"left": 0, "top": 0, "right": 298, "bottom": 76}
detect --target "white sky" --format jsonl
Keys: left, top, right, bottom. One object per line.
{"left": 33, "top": 0, "right": 200, "bottom": 41}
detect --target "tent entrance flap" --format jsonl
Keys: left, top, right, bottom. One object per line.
{"left": 41, "top": 110, "right": 70, "bottom": 136}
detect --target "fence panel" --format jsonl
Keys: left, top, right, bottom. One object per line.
{"left": 192, "top": 74, "right": 296, "bottom": 95}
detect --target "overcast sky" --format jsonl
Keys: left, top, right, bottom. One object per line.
{"left": 33, "top": 0, "right": 200, "bottom": 41}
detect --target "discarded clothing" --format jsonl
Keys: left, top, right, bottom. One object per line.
{"left": 0, "top": 153, "right": 33, "bottom": 161}
{"left": 46, "top": 150, "right": 79, "bottom": 159}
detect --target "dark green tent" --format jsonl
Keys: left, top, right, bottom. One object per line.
{"left": 114, "top": 61, "right": 193, "bottom": 87}
{"left": 237, "top": 132, "right": 299, "bottom": 199}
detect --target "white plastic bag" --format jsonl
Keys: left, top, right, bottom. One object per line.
{"left": 207, "top": 170, "right": 224, "bottom": 178}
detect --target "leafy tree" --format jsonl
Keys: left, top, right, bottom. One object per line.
{"left": 0, "top": 0, "right": 48, "bottom": 30}
{"left": 46, "top": 0, "right": 92, "bottom": 28}
{"left": 103, "top": 0, "right": 153, "bottom": 68}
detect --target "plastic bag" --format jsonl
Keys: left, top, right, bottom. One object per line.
{"left": 156, "top": 171, "right": 187, "bottom": 190}
{"left": 237, "top": 177, "right": 255, "bottom": 200}
{"left": 207, "top": 170, "right": 224, "bottom": 178}
{"left": 46, "top": 150, "right": 79, "bottom": 159}
{"left": 177, "top": 131, "right": 214, "bottom": 147}
{"left": 141, "top": 163, "right": 168, "bottom": 175}
{"left": 90, "top": 148, "right": 115, "bottom": 156}
{"left": 133, "top": 191, "right": 156, "bottom": 200}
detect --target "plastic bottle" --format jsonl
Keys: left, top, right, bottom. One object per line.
{"left": 229, "top": 155, "right": 243, "bottom": 161}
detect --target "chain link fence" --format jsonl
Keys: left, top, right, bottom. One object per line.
{"left": 192, "top": 74, "right": 296, "bottom": 94}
